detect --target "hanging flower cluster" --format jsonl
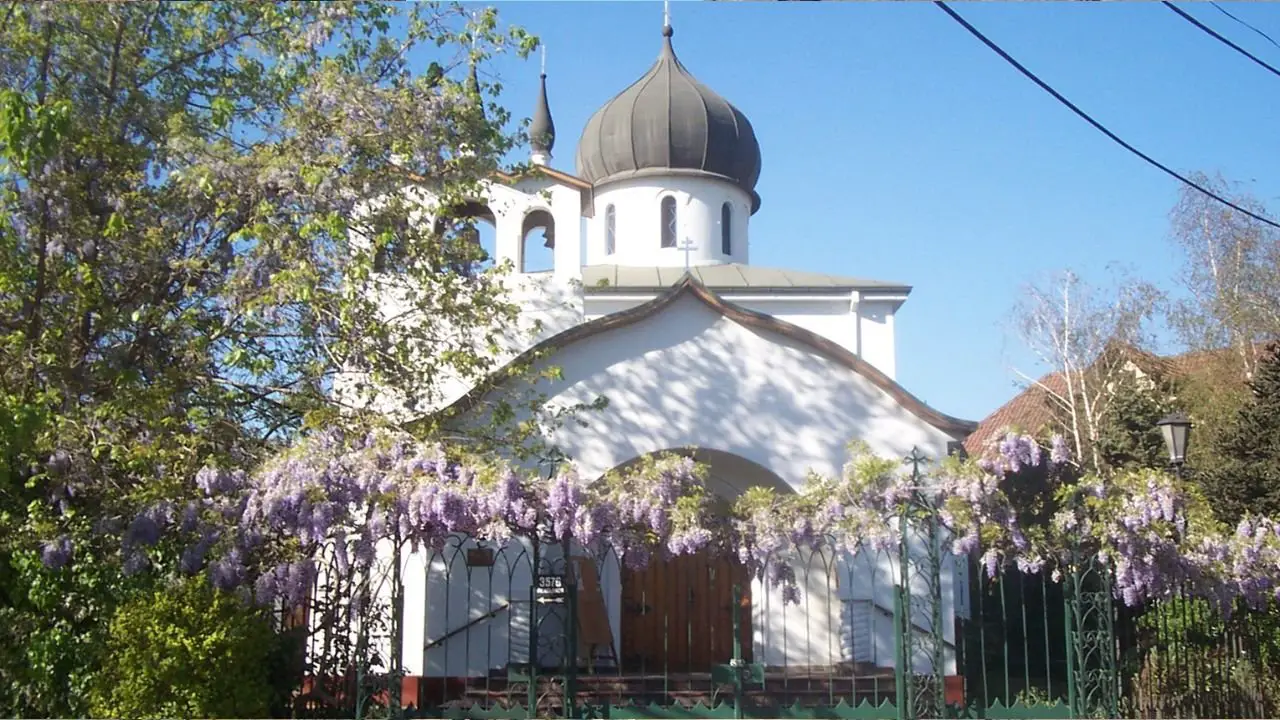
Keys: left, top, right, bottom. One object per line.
{"left": 724, "top": 439, "right": 1049, "bottom": 603}
{"left": 43, "top": 424, "right": 1280, "bottom": 614}
{"left": 84, "top": 429, "right": 717, "bottom": 608}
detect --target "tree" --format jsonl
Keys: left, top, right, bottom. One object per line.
{"left": 1090, "top": 363, "right": 1176, "bottom": 473}
{"left": 0, "top": 3, "right": 537, "bottom": 714}
{"left": 1011, "top": 268, "right": 1164, "bottom": 476}
{"left": 1168, "top": 173, "right": 1280, "bottom": 383}
{"left": 1198, "top": 344, "right": 1280, "bottom": 524}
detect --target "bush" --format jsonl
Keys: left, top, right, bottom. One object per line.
{"left": 89, "top": 577, "right": 299, "bottom": 719}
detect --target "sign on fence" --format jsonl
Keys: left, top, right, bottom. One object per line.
{"left": 535, "top": 573, "right": 565, "bottom": 604}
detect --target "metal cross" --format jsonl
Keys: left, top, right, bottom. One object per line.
{"left": 677, "top": 236, "right": 697, "bottom": 272}
{"left": 904, "top": 446, "right": 930, "bottom": 478}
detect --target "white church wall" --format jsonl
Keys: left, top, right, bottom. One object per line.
{"left": 535, "top": 293, "right": 948, "bottom": 481}
{"left": 586, "top": 176, "right": 753, "bottom": 267}
{"left": 406, "top": 292, "right": 968, "bottom": 674}
{"left": 581, "top": 293, "right": 903, "bottom": 380}
{"left": 753, "top": 548, "right": 843, "bottom": 667}
{"left": 510, "top": 176, "right": 584, "bottom": 280}
{"left": 857, "top": 300, "right": 898, "bottom": 381}
{"left": 731, "top": 297, "right": 860, "bottom": 364}
{"left": 835, "top": 542, "right": 961, "bottom": 674}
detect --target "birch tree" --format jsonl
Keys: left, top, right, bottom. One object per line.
{"left": 1011, "top": 268, "right": 1164, "bottom": 475}
{"left": 1169, "top": 172, "right": 1280, "bottom": 381}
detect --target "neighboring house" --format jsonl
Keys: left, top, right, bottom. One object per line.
{"left": 963, "top": 344, "right": 1249, "bottom": 457}
{"left": 335, "top": 17, "right": 980, "bottom": 708}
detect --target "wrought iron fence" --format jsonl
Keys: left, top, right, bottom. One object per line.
{"left": 294, "top": 489, "right": 1280, "bottom": 719}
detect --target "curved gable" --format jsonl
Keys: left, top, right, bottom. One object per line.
{"left": 446, "top": 275, "right": 975, "bottom": 439}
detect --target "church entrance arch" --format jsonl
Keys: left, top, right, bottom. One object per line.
{"left": 610, "top": 448, "right": 794, "bottom": 673}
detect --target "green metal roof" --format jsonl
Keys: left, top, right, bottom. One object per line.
{"left": 577, "top": 264, "right": 911, "bottom": 295}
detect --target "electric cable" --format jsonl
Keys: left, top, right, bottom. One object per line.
{"left": 1210, "top": 2, "right": 1280, "bottom": 53}
{"left": 934, "top": 1, "right": 1280, "bottom": 230}
{"left": 1163, "top": 2, "right": 1280, "bottom": 81}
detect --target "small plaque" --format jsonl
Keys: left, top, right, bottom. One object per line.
{"left": 466, "top": 548, "right": 495, "bottom": 567}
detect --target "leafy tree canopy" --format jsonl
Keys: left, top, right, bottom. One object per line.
{"left": 1198, "top": 345, "right": 1280, "bottom": 524}
{"left": 0, "top": 2, "right": 538, "bottom": 714}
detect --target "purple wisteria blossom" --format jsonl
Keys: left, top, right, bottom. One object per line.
{"left": 85, "top": 423, "right": 1280, "bottom": 616}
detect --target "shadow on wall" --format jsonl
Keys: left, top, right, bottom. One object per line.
{"left": 491, "top": 293, "right": 951, "bottom": 482}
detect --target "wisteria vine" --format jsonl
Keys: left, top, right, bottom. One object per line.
{"left": 37, "top": 427, "right": 1280, "bottom": 613}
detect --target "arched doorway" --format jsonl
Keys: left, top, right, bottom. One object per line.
{"left": 612, "top": 449, "right": 794, "bottom": 673}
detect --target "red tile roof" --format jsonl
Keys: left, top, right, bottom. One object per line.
{"left": 963, "top": 372, "right": 1067, "bottom": 457}
{"left": 963, "top": 344, "right": 1264, "bottom": 457}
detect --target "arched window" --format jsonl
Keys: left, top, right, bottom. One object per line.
{"left": 605, "top": 204, "right": 616, "bottom": 255}
{"left": 660, "top": 196, "right": 677, "bottom": 248}
{"left": 720, "top": 202, "right": 732, "bottom": 256}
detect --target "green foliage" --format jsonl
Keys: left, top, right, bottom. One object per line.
{"left": 1091, "top": 368, "right": 1176, "bottom": 474}
{"left": 1199, "top": 345, "right": 1280, "bottom": 523}
{"left": 1125, "top": 596, "right": 1280, "bottom": 717}
{"left": 88, "top": 577, "right": 300, "bottom": 719}
{"left": 0, "top": 2, "right": 540, "bottom": 714}
{"left": 1177, "top": 354, "right": 1250, "bottom": 481}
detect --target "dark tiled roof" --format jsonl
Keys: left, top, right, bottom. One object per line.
{"left": 575, "top": 26, "right": 762, "bottom": 211}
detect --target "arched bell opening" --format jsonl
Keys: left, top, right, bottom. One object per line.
{"left": 520, "top": 208, "right": 555, "bottom": 274}
{"left": 432, "top": 199, "right": 497, "bottom": 275}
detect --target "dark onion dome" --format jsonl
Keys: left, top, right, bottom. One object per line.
{"left": 575, "top": 25, "right": 763, "bottom": 213}
{"left": 530, "top": 72, "right": 555, "bottom": 156}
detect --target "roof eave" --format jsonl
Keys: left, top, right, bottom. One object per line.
{"left": 583, "top": 284, "right": 913, "bottom": 296}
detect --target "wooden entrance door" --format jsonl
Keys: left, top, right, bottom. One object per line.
{"left": 620, "top": 550, "right": 752, "bottom": 672}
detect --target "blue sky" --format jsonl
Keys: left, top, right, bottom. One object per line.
{"left": 462, "top": 1, "right": 1280, "bottom": 422}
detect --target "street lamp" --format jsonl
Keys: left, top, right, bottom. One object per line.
{"left": 1156, "top": 412, "right": 1193, "bottom": 474}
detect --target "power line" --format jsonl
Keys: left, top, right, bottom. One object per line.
{"left": 1211, "top": 2, "right": 1280, "bottom": 53}
{"left": 1163, "top": 2, "right": 1280, "bottom": 81}
{"left": 933, "top": 1, "right": 1280, "bottom": 230}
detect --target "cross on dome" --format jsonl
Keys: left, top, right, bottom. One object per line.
{"left": 573, "top": 3, "right": 764, "bottom": 213}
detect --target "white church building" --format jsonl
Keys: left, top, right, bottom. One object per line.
{"left": 347, "top": 14, "right": 978, "bottom": 709}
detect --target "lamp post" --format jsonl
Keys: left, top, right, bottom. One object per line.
{"left": 1156, "top": 412, "right": 1193, "bottom": 477}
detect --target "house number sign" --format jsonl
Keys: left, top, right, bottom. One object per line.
{"left": 535, "top": 573, "right": 565, "bottom": 603}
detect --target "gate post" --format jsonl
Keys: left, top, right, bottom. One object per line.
{"left": 733, "top": 584, "right": 745, "bottom": 720}
{"left": 390, "top": 532, "right": 404, "bottom": 720}
{"left": 714, "top": 583, "right": 763, "bottom": 719}
{"left": 896, "top": 503, "right": 912, "bottom": 720}
{"left": 528, "top": 538, "right": 540, "bottom": 718}
{"left": 894, "top": 586, "right": 908, "bottom": 720}
{"left": 564, "top": 540, "right": 579, "bottom": 719}
{"left": 1063, "top": 488, "right": 1119, "bottom": 719}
